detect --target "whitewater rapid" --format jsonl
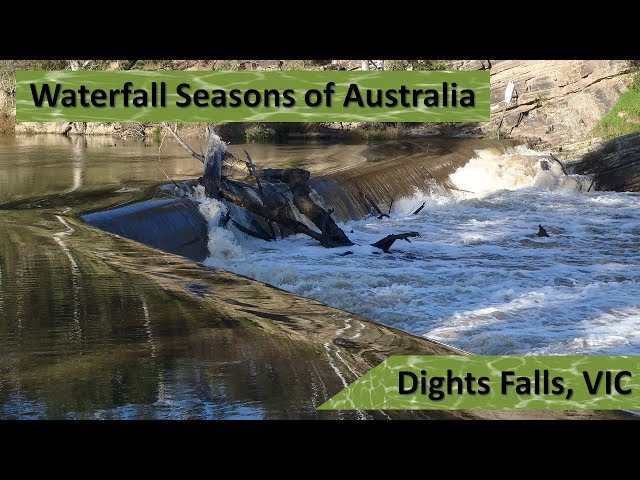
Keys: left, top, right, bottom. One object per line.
{"left": 196, "top": 146, "right": 640, "bottom": 355}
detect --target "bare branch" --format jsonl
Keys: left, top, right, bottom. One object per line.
{"left": 162, "top": 122, "right": 205, "bottom": 163}
{"left": 549, "top": 153, "right": 569, "bottom": 176}
{"left": 157, "top": 130, "right": 180, "bottom": 190}
{"left": 371, "top": 232, "right": 421, "bottom": 253}
{"left": 231, "top": 220, "right": 273, "bottom": 241}
{"left": 244, "top": 149, "right": 264, "bottom": 198}
{"left": 412, "top": 202, "right": 426, "bottom": 215}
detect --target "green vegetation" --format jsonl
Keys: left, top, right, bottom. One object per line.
{"left": 592, "top": 74, "right": 640, "bottom": 139}
{"left": 151, "top": 124, "right": 163, "bottom": 144}
{"left": 385, "top": 60, "right": 449, "bottom": 71}
{"left": 280, "top": 60, "right": 327, "bottom": 71}
{"left": 134, "top": 60, "right": 174, "bottom": 70}
{"left": 244, "top": 124, "right": 276, "bottom": 142}
{"left": 355, "top": 123, "right": 405, "bottom": 141}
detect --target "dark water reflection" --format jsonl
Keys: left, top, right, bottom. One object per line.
{"left": 0, "top": 211, "right": 346, "bottom": 419}
{"left": 0, "top": 136, "right": 459, "bottom": 419}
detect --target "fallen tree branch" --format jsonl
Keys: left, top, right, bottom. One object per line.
{"left": 166, "top": 126, "right": 419, "bottom": 250}
{"left": 359, "top": 190, "right": 390, "bottom": 219}
{"left": 412, "top": 202, "right": 426, "bottom": 215}
{"left": 244, "top": 149, "right": 264, "bottom": 198}
{"left": 371, "top": 232, "right": 421, "bottom": 253}
{"left": 157, "top": 129, "right": 181, "bottom": 190}
{"left": 231, "top": 219, "right": 272, "bottom": 241}
{"left": 162, "top": 122, "right": 205, "bottom": 163}
{"left": 549, "top": 153, "right": 569, "bottom": 176}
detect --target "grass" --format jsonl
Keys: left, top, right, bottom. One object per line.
{"left": 385, "top": 60, "right": 449, "bottom": 71}
{"left": 280, "top": 60, "right": 327, "bottom": 71}
{"left": 151, "top": 124, "right": 163, "bottom": 144}
{"left": 592, "top": 74, "right": 640, "bottom": 139}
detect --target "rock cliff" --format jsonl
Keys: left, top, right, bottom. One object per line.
{"left": 453, "top": 60, "right": 636, "bottom": 153}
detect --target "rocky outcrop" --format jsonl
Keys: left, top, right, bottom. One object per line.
{"left": 569, "top": 132, "right": 640, "bottom": 191}
{"left": 454, "top": 60, "right": 637, "bottom": 152}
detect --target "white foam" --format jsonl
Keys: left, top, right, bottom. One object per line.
{"left": 190, "top": 186, "right": 245, "bottom": 260}
{"left": 448, "top": 146, "right": 590, "bottom": 198}
{"left": 198, "top": 148, "right": 640, "bottom": 355}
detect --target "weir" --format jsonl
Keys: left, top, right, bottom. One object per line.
{"left": 81, "top": 139, "right": 520, "bottom": 257}
{"left": 83, "top": 197, "right": 210, "bottom": 261}
{"left": 81, "top": 138, "right": 535, "bottom": 258}
{"left": 313, "top": 138, "right": 519, "bottom": 221}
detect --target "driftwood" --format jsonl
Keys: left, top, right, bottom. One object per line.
{"left": 549, "top": 153, "right": 569, "bottom": 176}
{"left": 360, "top": 190, "right": 390, "bottom": 219}
{"left": 412, "top": 202, "right": 426, "bottom": 215}
{"left": 371, "top": 232, "right": 421, "bottom": 253}
{"left": 165, "top": 123, "right": 420, "bottom": 252}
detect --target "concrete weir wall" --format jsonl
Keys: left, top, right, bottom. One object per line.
{"left": 82, "top": 197, "right": 210, "bottom": 261}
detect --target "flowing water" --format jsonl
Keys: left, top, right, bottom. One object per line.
{"left": 200, "top": 145, "right": 640, "bottom": 356}
{"left": 0, "top": 135, "right": 470, "bottom": 420}
{"left": 1, "top": 134, "right": 638, "bottom": 419}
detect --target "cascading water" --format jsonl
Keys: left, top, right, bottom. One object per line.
{"left": 196, "top": 146, "right": 640, "bottom": 355}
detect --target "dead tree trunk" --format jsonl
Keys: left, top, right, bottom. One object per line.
{"left": 165, "top": 123, "right": 419, "bottom": 252}
{"left": 371, "top": 232, "right": 420, "bottom": 253}
{"left": 262, "top": 168, "right": 353, "bottom": 247}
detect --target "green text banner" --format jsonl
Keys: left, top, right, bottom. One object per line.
{"left": 16, "top": 70, "right": 490, "bottom": 122}
{"left": 318, "top": 355, "right": 640, "bottom": 410}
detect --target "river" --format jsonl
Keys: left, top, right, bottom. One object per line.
{"left": 1, "top": 134, "right": 636, "bottom": 420}
{"left": 201, "top": 145, "right": 640, "bottom": 356}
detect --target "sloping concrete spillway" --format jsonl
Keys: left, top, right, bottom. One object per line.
{"left": 81, "top": 139, "right": 519, "bottom": 259}
{"left": 313, "top": 138, "right": 519, "bottom": 221}
{"left": 83, "top": 197, "right": 210, "bottom": 261}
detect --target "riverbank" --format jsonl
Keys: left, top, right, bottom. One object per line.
{"left": 3, "top": 60, "right": 638, "bottom": 157}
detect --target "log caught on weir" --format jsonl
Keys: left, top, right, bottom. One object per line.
{"left": 164, "top": 123, "right": 421, "bottom": 250}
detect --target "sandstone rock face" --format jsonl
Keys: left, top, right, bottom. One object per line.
{"left": 16, "top": 122, "right": 124, "bottom": 135}
{"left": 455, "top": 60, "right": 636, "bottom": 152}
{"left": 569, "top": 132, "right": 640, "bottom": 191}
{"left": 0, "top": 90, "right": 11, "bottom": 110}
